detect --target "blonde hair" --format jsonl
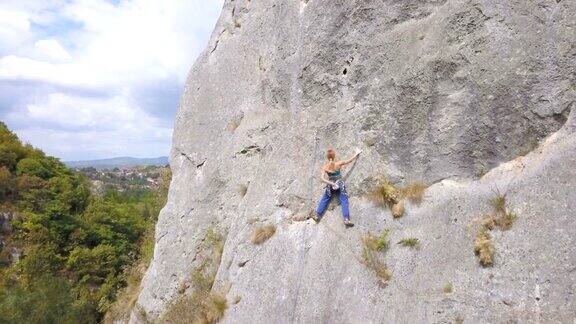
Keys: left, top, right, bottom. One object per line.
{"left": 326, "top": 149, "right": 336, "bottom": 161}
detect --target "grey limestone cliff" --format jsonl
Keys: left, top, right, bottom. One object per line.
{"left": 132, "top": 0, "right": 575, "bottom": 323}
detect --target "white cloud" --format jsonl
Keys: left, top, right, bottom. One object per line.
{"left": 0, "top": 0, "right": 224, "bottom": 160}
{"left": 0, "top": 8, "right": 30, "bottom": 32}
{"left": 19, "top": 92, "right": 144, "bottom": 130}
{"left": 1, "top": 0, "right": 223, "bottom": 88}
{"left": 0, "top": 8, "right": 33, "bottom": 55}
{"left": 10, "top": 92, "right": 173, "bottom": 160}
{"left": 34, "top": 39, "right": 71, "bottom": 62}
{"left": 0, "top": 55, "right": 119, "bottom": 88}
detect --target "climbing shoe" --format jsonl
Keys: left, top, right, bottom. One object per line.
{"left": 310, "top": 214, "right": 320, "bottom": 223}
{"left": 343, "top": 219, "right": 354, "bottom": 227}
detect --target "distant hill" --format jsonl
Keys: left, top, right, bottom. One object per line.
{"left": 65, "top": 156, "right": 168, "bottom": 169}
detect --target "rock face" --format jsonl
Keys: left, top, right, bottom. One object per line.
{"left": 133, "top": 0, "right": 575, "bottom": 323}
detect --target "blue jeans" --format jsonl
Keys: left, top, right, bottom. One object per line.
{"left": 315, "top": 186, "right": 350, "bottom": 221}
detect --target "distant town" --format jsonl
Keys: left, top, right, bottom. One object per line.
{"left": 74, "top": 165, "right": 169, "bottom": 193}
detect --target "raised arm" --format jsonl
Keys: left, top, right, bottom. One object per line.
{"left": 339, "top": 151, "right": 361, "bottom": 166}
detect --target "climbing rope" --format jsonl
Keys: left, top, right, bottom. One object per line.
{"left": 342, "top": 153, "right": 359, "bottom": 183}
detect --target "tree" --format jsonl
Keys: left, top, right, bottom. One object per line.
{"left": 16, "top": 158, "right": 53, "bottom": 180}
{"left": 0, "top": 166, "right": 14, "bottom": 201}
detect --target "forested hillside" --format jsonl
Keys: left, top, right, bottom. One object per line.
{"left": 0, "top": 122, "right": 168, "bottom": 323}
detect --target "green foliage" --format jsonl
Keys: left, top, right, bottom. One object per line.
{"left": 397, "top": 237, "right": 420, "bottom": 249}
{"left": 0, "top": 166, "right": 14, "bottom": 201}
{"left": 16, "top": 158, "right": 54, "bottom": 179}
{"left": 0, "top": 274, "right": 99, "bottom": 324}
{"left": 0, "top": 122, "right": 171, "bottom": 322}
{"left": 67, "top": 245, "right": 119, "bottom": 282}
{"left": 360, "top": 229, "right": 392, "bottom": 283}
{"left": 369, "top": 177, "right": 399, "bottom": 208}
{"left": 16, "top": 244, "right": 63, "bottom": 286}
{"left": 362, "top": 229, "right": 390, "bottom": 252}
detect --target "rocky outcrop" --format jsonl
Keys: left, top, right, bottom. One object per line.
{"left": 132, "top": 0, "right": 575, "bottom": 322}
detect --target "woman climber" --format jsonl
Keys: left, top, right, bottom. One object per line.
{"left": 312, "top": 148, "right": 360, "bottom": 227}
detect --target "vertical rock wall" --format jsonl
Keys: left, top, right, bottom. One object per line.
{"left": 133, "top": 0, "right": 575, "bottom": 322}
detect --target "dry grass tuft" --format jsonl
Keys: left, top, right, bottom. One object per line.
{"left": 443, "top": 282, "right": 453, "bottom": 294}
{"left": 491, "top": 194, "right": 506, "bottom": 214}
{"left": 368, "top": 178, "right": 399, "bottom": 208}
{"left": 481, "top": 195, "right": 517, "bottom": 231}
{"left": 496, "top": 210, "right": 517, "bottom": 231}
{"left": 473, "top": 195, "right": 517, "bottom": 267}
{"left": 480, "top": 215, "right": 496, "bottom": 230}
{"left": 205, "top": 292, "right": 228, "bottom": 323}
{"left": 362, "top": 229, "right": 390, "bottom": 252}
{"left": 391, "top": 200, "right": 405, "bottom": 218}
{"left": 360, "top": 229, "right": 392, "bottom": 282}
{"left": 250, "top": 225, "right": 276, "bottom": 244}
{"left": 161, "top": 228, "right": 227, "bottom": 324}
{"left": 474, "top": 230, "right": 494, "bottom": 267}
{"left": 398, "top": 238, "right": 420, "bottom": 249}
{"left": 400, "top": 182, "right": 426, "bottom": 203}
{"left": 361, "top": 248, "right": 391, "bottom": 283}
{"left": 368, "top": 179, "right": 427, "bottom": 219}
{"left": 161, "top": 287, "right": 227, "bottom": 324}
{"left": 205, "top": 228, "right": 224, "bottom": 265}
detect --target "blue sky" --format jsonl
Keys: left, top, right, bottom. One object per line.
{"left": 0, "top": 0, "right": 224, "bottom": 161}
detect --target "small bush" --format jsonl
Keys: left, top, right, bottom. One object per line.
{"left": 474, "top": 230, "right": 494, "bottom": 267}
{"left": 473, "top": 195, "right": 517, "bottom": 267}
{"left": 190, "top": 266, "right": 215, "bottom": 293}
{"left": 400, "top": 182, "right": 426, "bottom": 203}
{"left": 480, "top": 216, "right": 496, "bottom": 230}
{"left": 205, "top": 292, "right": 227, "bottom": 323}
{"left": 398, "top": 238, "right": 420, "bottom": 249}
{"left": 369, "top": 178, "right": 399, "bottom": 208}
{"left": 497, "top": 211, "right": 516, "bottom": 230}
{"left": 205, "top": 228, "right": 224, "bottom": 264}
{"left": 482, "top": 195, "right": 517, "bottom": 231}
{"left": 250, "top": 225, "right": 276, "bottom": 244}
{"left": 491, "top": 195, "right": 506, "bottom": 214}
{"left": 443, "top": 282, "right": 453, "bottom": 294}
{"left": 361, "top": 248, "right": 391, "bottom": 282}
{"left": 361, "top": 229, "right": 391, "bottom": 282}
{"left": 369, "top": 179, "right": 426, "bottom": 219}
{"left": 362, "top": 229, "right": 390, "bottom": 252}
